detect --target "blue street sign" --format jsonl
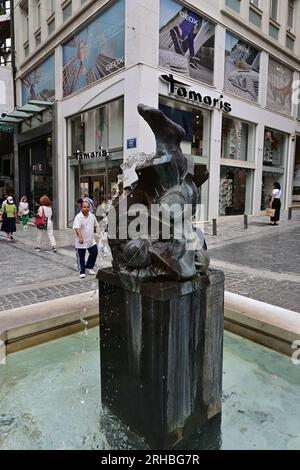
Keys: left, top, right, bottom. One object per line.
{"left": 127, "top": 138, "right": 137, "bottom": 149}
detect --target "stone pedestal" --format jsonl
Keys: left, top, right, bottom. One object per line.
{"left": 97, "top": 268, "right": 224, "bottom": 449}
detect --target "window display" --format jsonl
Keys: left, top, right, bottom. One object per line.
{"left": 221, "top": 117, "right": 250, "bottom": 161}
{"left": 263, "top": 129, "right": 286, "bottom": 167}
{"left": 219, "top": 167, "right": 253, "bottom": 216}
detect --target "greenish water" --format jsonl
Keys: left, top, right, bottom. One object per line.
{"left": 0, "top": 328, "right": 299, "bottom": 450}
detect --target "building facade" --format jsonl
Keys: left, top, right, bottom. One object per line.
{"left": 0, "top": 0, "right": 14, "bottom": 196}
{"left": 11, "top": 0, "right": 300, "bottom": 227}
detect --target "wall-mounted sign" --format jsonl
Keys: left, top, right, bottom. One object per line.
{"left": 74, "top": 147, "right": 109, "bottom": 161}
{"left": 127, "top": 138, "right": 137, "bottom": 149}
{"left": 0, "top": 123, "right": 13, "bottom": 133}
{"left": 161, "top": 73, "right": 232, "bottom": 112}
{"left": 32, "top": 162, "right": 48, "bottom": 175}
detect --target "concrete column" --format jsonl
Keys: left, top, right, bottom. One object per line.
{"left": 252, "top": 123, "right": 265, "bottom": 214}
{"left": 123, "top": 65, "right": 158, "bottom": 161}
{"left": 208, "top": 108, "right": 222, "bottom": 221}
{"left": 214, "top": 24, "right": 225, "bottom": 91}
{"left": 259, "top": 51, "right": 269, "bottom": 109}
{"left": 125, "top": 0, "right": 159, "bottom": 67}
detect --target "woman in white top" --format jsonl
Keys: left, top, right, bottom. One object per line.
{"left": 18, "top": 196, "right": 30, "bottom": 229}
{"left": 269, "top": 182, "right": 282, "bottom": 226}
{"left": 34, "top": 195, "right": 57, "bottom": 252}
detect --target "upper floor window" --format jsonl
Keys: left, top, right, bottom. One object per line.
{"left": 50, "top": 0, "right": 56, "bottom": 15}
{"left": 62, "top": 1, "right": 72, "bottom": 22}
{"left": 250, "top": 0, "right": 260, "bottom": 7}
{"left": 270, "top": 0, "right": 278, "bottom": 21}
{"left": 225, "top": 0, "right": 241, "bottom": 14}
{"left": 287, "top": 0, "right": 295, "bottom": 29}
{"left": 37, "top": 1, "right": 41, "bottom": 29}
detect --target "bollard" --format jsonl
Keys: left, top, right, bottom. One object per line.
{"left": 288, "top": 207, "right": 292, "bottom": 220}
{"left": 213, "top": 218, "right": 217, "bottom": 236}
{"left": 244, "top": 214, "right": 248, "bottom": 230}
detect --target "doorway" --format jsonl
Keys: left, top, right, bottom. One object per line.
{"left": 80, "top": 174, "right": 106, "bottom": 208}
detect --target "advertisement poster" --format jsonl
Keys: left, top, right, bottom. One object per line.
{"left": 22, "top": 55, "right": 55, "bottom": 104}
{"left": 267, "top": 58, "right": 293, "bottom": 115}
{"left": 224, "top": 32, "right": 260, "bottom": 103}
{"left": 159, "top": 0, "right": 215, "bottom": 85}
{"left": 62, "top": 0, "right": 125, "bottom": 97}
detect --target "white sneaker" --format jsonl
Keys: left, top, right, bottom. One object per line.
{"left": 87, "top": 269, "right": 96, "bottom": 275}
{"left": 79, "top": 273, "right": 86, "bottom": 278}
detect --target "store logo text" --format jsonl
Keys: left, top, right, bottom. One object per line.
{"left": 161, "top": 74, "right": 232, "bottom": 112}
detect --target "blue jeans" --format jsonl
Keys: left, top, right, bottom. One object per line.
{"left": 76, "top": 244, "right": 98, "bottom": 274}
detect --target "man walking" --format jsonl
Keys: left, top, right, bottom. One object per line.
{"left": 73, "top": 200, "right": 99, "bottom": 278}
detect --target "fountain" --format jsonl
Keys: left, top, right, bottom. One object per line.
{"left": 97, "top": 104, "right": 224, "bottom": 449}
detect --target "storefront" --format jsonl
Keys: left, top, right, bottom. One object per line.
{"left": 0, "top": 128, "right": 14, "bottom": 196}
{"left": 261, "top": 128, "right": 288, "bottom": 210}
{"left": 220, "top": 116, "right": 255, "bottom": 215}
{"left": 67, "top": 97, "right": 124, "bottom": 226}
{"left": 18, "top": 132, "right": 53, "bottom": 215}
{"left": 158, "top": 96, "right": 210, "bottom": 220}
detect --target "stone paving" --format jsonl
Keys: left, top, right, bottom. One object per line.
{"left": 0, "top": 209, "right": 299, "bottom": 313}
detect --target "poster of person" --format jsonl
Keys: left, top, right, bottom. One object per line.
{"left": 62, "top": 0, "right": 125, "bottom": 97}
{"left": 22, "top": 55, "right": 55, "bottom": 104}
{"left": 224, "top": 32, "right": 260, "bottom": 103}
{"left": 267, "top": 58, "right": 293, "bottom": 115}
{"left": 159, "top": 0, "right": 215, "bottom": 85}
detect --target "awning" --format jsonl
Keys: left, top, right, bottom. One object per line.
{"left": 0, "top": 100, "right": 53, "bottom": 128}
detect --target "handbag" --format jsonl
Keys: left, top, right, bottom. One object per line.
{"left": 34, "top": 208, "right": 48, "bottom": 230}
{"left": 265, "top": 207, "right": 275, "bottom": 217}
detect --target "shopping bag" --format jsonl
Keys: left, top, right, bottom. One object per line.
{"left": 265, "top": 207, "right": 275, "bottom": 217}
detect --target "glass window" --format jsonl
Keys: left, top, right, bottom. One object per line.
{"left": 50, "top": 0, "right": 56, "bottom": 14}
{"left": 269, "top": 23, "right": 279, "bottom": 39}
{"left": 158, "top": 98, "right": 210, "bottom": 220}
{"left": 219, "top": 167, "right": 253, "bottom": 216}
{"left": 159, "top": 102, "right": 211, "bottom": 158}
{"left": 267, "top": 58, "right": 293, "bottom": 115}
{"left": 270, "top": 0, "right": 278, "bottom": 20}
{"left": 62, "top": 0, "right": 125, "bottom": 96}
{"left": 48, "top": 18, "right": 55, "bottom": 35}
{"left": 263, "top": 129, "right": 286, "bottom": 167}
{"left": 286, "top": 35, "right": 294, "bottom": 51}
{"left": 249, "top": 9, "right": 262, "bottom": 28}
{"left": 35, "top": 32, "right": 41, "bottom": 47}
{"left": 159, "top": 0, "right": 215, "bottom": 86}
{"left": 68, "top": 98, "right": 124, "bottom": 227}
{"left": 288, "top": 0, "right": 295, "bottom": 29}
{"left": 221, "top": 117, "right": 255, "bottom": 162}
{"left": 250, "top": 0, "right": 260, "bottom": 7}
{"left": 37, "top": 2, "right": 41, "bottom": 29}
{"left": 225, "top": 0, "right": 241, "bottom": 13}
{"left": 62, "top": 2, "right": 72, "bottom": 22}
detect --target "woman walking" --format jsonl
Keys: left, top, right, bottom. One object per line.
{"left": 1, "top": 196, "right": 17, "bottom": 241}
{"left": 18, "top": 196, "right": 30, "bottom": 229}
{"left": 270, "top": 182, "right": 282, "bottom": 226}
{"left": 34, "top": 195, "right": 57, "bottom": 252}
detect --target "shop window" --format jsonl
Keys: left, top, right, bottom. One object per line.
{"left": 159, "top": 102, "right": 210, "bottom": 157}
{"left": 261, "top": 128, "right": 287, "bottom": 209}
{"left": 68, "top": 98, "right": 124, "bottom": 226}
{"left": 263, "top": 129, "right": 285, "bottom": 167}
{"left": 219, "top": 167, "right": 253, "bottom": 216}
{"left": 159, "top": 98, "right": 210, "bottom": 220}
{"left": 221, "top": 117, "right": 255, "bottom": 161}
